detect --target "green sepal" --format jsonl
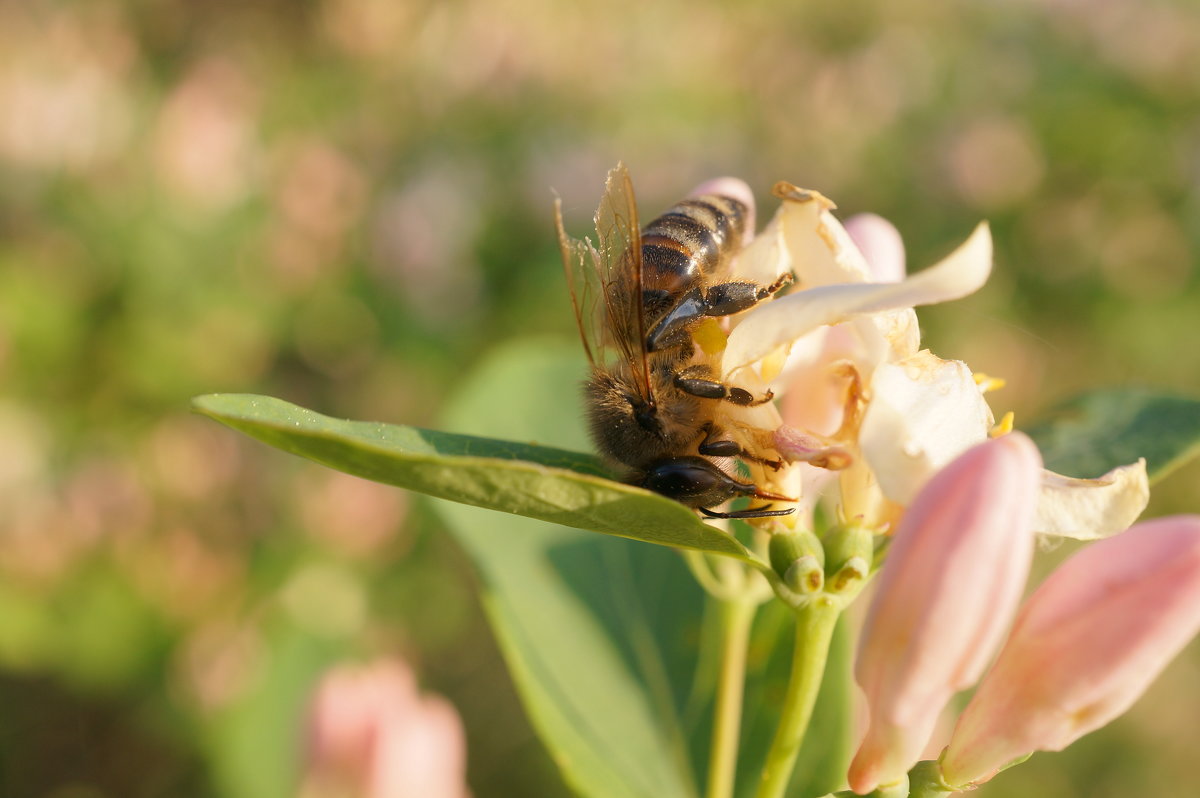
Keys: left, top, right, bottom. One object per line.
{"left": 768, "top": 530, "right": 825, "bottom": 594}
{"left": 822, "top": 523, "right": 874, "bottom": 599}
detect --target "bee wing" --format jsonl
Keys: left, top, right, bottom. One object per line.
{"left": 593, "top": 163, "right": 653, "bottom": 401}
{"left": 555, "top": 196, "right": 603, "bottom": 368}
{"left": 557, "top": 163, "right": 654, "bottom": 402}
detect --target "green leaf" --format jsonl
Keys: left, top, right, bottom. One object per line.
{"left": 191, "top": 390, "right": 754, "bottom": 561}
{"left": 436, "top": 338, "right": 710, "bottom": 798}
{"left": 1027, "top": 388, "right": 1200, "bottom": 483}
{"left": 438, "top": 339, "right": 850, "bottom": 798}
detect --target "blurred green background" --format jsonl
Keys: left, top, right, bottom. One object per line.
{"left": 2, "top": 0, "right": 1198, "bottom": 796}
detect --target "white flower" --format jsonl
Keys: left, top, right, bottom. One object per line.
{"left": 720, "top": 182, "right": 1148, "bottom": 539}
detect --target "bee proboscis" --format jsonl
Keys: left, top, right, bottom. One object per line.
{"left": 556, "top": 163, "right": 795, "bottom": 520}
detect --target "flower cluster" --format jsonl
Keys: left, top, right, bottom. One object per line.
{"left": 714, "top": 181, "right": 1148, "bottom": 540}
{"left": 703, "top": 181, "right": 1200, "bottom": 794}
{"left": 850, "top": 437, "right": 1200, "bottom": 794}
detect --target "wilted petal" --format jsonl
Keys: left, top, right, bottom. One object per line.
{"left": 808, "top": 202, "right": 874, "bottom": 285}
{"left": 734, "top": 183, "right": 867, "bottom": 287}
{"left": 724, "top": 223, "right": 992, "bottom": 375}
{"left": 858, "top": 352, "right": 994, "bottom": 505}
{"left": 774, "top": 425, "right": 853, "bottom": 470}
{"left": 941, "top": 516, "right": 1200, "bottom": 789}
{"left": 1034, "top": 460, "right": 1149, "bottom": 540}
{"left": 848, "top": 433, "right": 1041, "bottom": 794}
{"left": 844, "top": 213, "right": 906, "bottom": 283}
{"left": 732, "top": 202, "right": 791, "bottom": 286}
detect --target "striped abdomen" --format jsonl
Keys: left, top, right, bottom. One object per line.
{"left": 640, "top": 194, "right": 749, "bottom": 296}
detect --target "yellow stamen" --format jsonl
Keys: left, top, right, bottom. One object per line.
{"left": 974, "top": 372, "right": 1007, "bottom": 394}
{"left": 832, "top": 362, "right": 867, "bottom": 442}
{"left": 771, "top": 183, "right": 837, "bottom": 211}
{"left": 990, "top": 411, "right": 1015, "bottom": 438}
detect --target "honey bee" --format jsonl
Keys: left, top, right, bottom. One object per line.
{"left": 555, "top": 163, "right": 795, "bottom": 520}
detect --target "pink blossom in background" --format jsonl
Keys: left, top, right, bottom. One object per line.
{"left": 848, "top": 433, "right": 1042, "bottom": 794}
{"left": 940, "top": 516, "right": 1200, "bottom": 788}
{"left": 302, "top": 659, "right": 470, "bottom": 798}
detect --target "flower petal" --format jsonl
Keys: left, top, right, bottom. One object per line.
{"left": 1034, "top": 460, "right": 1149, "bottom": 540}
{"left": 724, "top": 223, "right": 992, "bottom": 375}
{"left": 844, "top": 213, "right": 906, "bottom": 283}
{"left": 734, "top": 183, "right": 865, "bottom": 287}
{"left": 858, "top": 352, "right": 994, "bottom": 505}
{"left": 941, "top": 516, "right": 1200, "bottom": 788}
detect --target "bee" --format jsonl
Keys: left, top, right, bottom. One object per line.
{"left": 555, "top": 163, "right": 795, "bottom": 520}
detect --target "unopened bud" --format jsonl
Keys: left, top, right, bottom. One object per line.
{"left": 784, "top": 555, "right": 825, "bottom": 594}
{"left": 769, "top": 530, "right": 825, "bottom": 595}
{"left": 848, "top": 433, "right": 1041, "bottom": 794}
{"left": 828, "top": 556, "right": 870, "bottom": 597}
{"left": 822, "top": 522, "right": 874, "bottom": 598}
{"left": 941, "top": 516, "right": 1200, "bottom": 789}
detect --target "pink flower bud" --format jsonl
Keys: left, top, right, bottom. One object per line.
{"left": 941, "top": 516, "right": 1200, "bottom": 788}
{"left": 843, "top": 213, "right": 906, "bottom": 283}
{"left": 303, "top": 660, "right": 470, "bottom": 798}
{"left": 848, "top": 433, "right": 1042, "bottom": 794}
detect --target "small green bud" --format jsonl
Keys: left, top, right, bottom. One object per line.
{"left": 784, "top": 555, "right": 825, "bottom": 594}
{"left": 769, "top": 530, "right": 825, "bottom": 594}
{"left": 822, "top": 522, "right": 874, "bottom": 598}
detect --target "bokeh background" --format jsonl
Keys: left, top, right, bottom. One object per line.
{"left": 2, "top": 0, "right": 1199, "bottom": 796}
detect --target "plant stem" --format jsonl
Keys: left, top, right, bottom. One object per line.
{"left": 706, "top": 597, "right": 756, "bottom": 798}
{"left": 754, "top": 596, "right": 842, "bottom": 798}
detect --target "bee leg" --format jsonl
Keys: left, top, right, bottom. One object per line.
{"left": 697, "top": 421, "right": 785, "bottom": 471}
{"left": 702, "top": 271, "right": 794, "bottom": 317}
{"left": 646, "top": 273, "right": 794, "bottom": 352}
{"left": 699, "top": 505, "right": 795, "bottom": 520}
{"left": 674, "top": 364, "right": 775, "bottom": 406}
